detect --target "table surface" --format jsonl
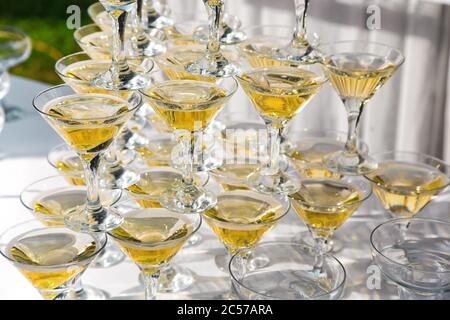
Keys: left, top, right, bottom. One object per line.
{"left": 0, "top": 75, "right": 449, "bottom": 300}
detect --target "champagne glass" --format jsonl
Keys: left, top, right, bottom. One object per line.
{"left": 319, "top": 41, "right": 405, "bottom": 175}
{"left": 290, "top": 176, "right": 371, "bottom": 274}
{"left": 364, "top": 151, "right": 450, "bottom": 219}
{"left": 108, "top": 208, "right": 201, "bottom": 300}
{"left": 237, "top": 64, "right": 327, "bottom": 194}
{"left": 140, "top": 72, "right": 237, "bottom": 214}
{"left": 185, "top": 0, "right": 240, "bottom": 77}
{"left": 33, "top": 85, "right": 142, "bottom": 232}
{"left": 0, "top": 220, "right": 107, "bottom": 300}
{"left": 272, "top": 0, "right": 319, "bottom": 64}
{"left": 94, "top": 0, "right": 150, "bottom": 90}
{"left": 0, "top": 26, "right": 31, "bottom": 122}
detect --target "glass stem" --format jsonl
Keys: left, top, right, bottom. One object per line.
{"left": 293, "top": 0, "right": 309, "bottom": 46}
{"left": 181, "top": 132, "right": 196, "bottom": 186}
{"left": 110, "top": 8, "right": 131, "bottom": 78}
{"left": 313, "top": 237, "right": 327, "bottom": 275}
{"left": 80, "top": 154, "right": 105, "bottom": 223}
{"left": 142, "top": 271, "right": 160, "bottom": 300}
{"left": 343, "top": 98, "right": 366, "bottom": 154}
{"left": 264, "top": 123, "right": 282, "bottom": 175}
{"left": 204, "top": 0, "right": 224, "bottom": 61}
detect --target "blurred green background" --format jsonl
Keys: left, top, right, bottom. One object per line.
{"left": 1, "top": 0, "right": 96, "bottom": 84}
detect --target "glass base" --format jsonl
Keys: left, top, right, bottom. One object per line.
{"left": 146, "top": 9, "right": 173, "bottom": 29}
{"left": 159, "top": 185, "right": 217, "bottom": 214}
{"left": 56, "top": 285, "right": 109, "bottom": 300}
{"left": 185, "top": 233, "right": 203, "bottom": 248}
{"left": 291, "top": 231, "right": 343, "bottom": 254}
{"left": 130, "top": 35, "right": 166, "bottom": 58}
{"left": 193, "top": 25, "right": 246, "bottom": 45}
{"left": 92, "top": 67, "right": 149, "bottom": 91}
{"left": 325, "top": 150, "right": 378, "bottom": 175}
{"left": 185, "top": 54, "right": 239, "bottom": 78}
{"left": 91, "top": 242, "right": 126, "bottom": 268}
{"left": 272, "top": 43, "right": 318, "bottom": 64}
{"left": 247, "top": 170, "right": 300, "bottom": 195}
{"left": 159, "top": 265, "right": 195, "bottom": 293}
{"left": 100, "top": 166, "right": 139, "bottom": 190}
{"left": 64, "top": 206, "right": 123, "bottom": 233}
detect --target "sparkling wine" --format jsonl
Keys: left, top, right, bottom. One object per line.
{"left": 365, "top": 161, "right": 449, "bottom": 216}
{"left": 290, "top": 179, "right": 363, "bottom": 238}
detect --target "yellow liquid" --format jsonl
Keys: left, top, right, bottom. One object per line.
{"left": 62, "top": 61, "right": 132, "bottom": 99}
{"left": 156, "top": 49, "right": 218, "bottom": 82}
{"left": 127, "top": 171, "right": 182, "bottom": 208}
{"left": 143, "top": 81, "right": 227, "bottom": 131}
{"left": 135, "top": 139, "right": 175, "bottom": 167}
{"left": 204, "top": 193, "right": 284, "bottom": 254}
{"left": 79, "top": 32, "right": 111, "bottom": 60}
{"left": 239, "top": 67, "right": 323, "bottom": 125}
{"left": 290, "top": 179, "right": 363, "bottom": 238}
{"left": 111, "top": 215, "right": 192, "bottom": 274}
{"left": 238, "top": 36, "right": 297, "bottom": 68}
{"left": 164, "top": 27, "right": 197, "bottom": 46}
{"left": 366, "top": 161, "right": 449, "bottom": 216}
{"left": 55, "top": 155, "right": 85, "bottom": 186}
{"left": 8, "top": 233, "right": 96, "bottom": 299}
{"left": 289, "top": 138, "right": 343, "bottom": 179}
{"left": 212, "top": 163, "right": 260, "bottom": 191}
{"left": 44, "top": 94, "right": 131, "bottom": 161}
{"left": 323, "top": 53, "right": 396, "bottom": 100}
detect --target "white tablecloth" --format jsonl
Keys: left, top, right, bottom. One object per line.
{"left": 0, "top": 76, "right": 449, "bottom": 300}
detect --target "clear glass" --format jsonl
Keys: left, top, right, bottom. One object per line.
{"left": 230, "top": 242, "right": 346, "bottom": 300}
{"left": 289, "top": 176, "right": 372, "bottom": 273}
{"left": 0, "top": 26, "right": 31, "bottom": 123}
{"left": 202, "top": 190, "right": 290, "bottom": 299}
{"left": 272, "top": 0, "right": 319, "bottom": 63}
{"left": 237, "top": 64, "right": 327, "bottom": 195}
{"left": 319, "top": 40, "right": 405, "bottom": 175}
{"left": 185, "top": 0, "right": 240, "bottom": 77}
{"left": 370, "top": 218, "right": 450, "bottom": 300}
{"left": 140, "top": 72, "right": 238, "bottom": 214}
{"left": 94, "top": 0, "right": 151, "bottom": 90}
{"left": 33, "top": 84, "right": 141, "bottom": 232}
{"left": 0, "top": 220, "right": 107, "bottom": 300}
{"left": 364, "top": 151, "right": 450, "bottom": 219}
{"left": 108, "top": 207, "right": 202, "bottom": 300}
{"left": 144, "top": 0, "right": 174, "bottom": 29}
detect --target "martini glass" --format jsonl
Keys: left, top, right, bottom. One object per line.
{"left": 364, "top": 151, "right": 450, "bottom": 219}
{"left": 238, "top": 25, "right": 301, "bottom": 68}
{"left": 55, "top": 52, "right": 154, "bottom": 189}
{"left": 108, "top": 208, "right": 201, "bottom": 300}
{"left": 0, "top": 220, "right": 106, "bottom": 300}
{"left": 237, "top": 65, "right": 327, "bottom": 195}
{"left": 93, "top": 0, "right": 151, "bottom": 90}
{"left": 230, "top": 242, "right": 346, "bottom": 300}
{"left": 289, "top": 176, "right": 371, "bottom": 273}
{"left": 185, "top": 0, "right": 240, "bottom": 78}
{"left": 140, "top": 73, "right": 237, "bottom": 214}
{"left": 272, "top": 0, "right": 319, "bottom": 64}
{"left": 319, "top": 41, "right": 405, "bottom": 175}
{"left": 0, "top": 26, "right": 31, "bottom": 122}
{"left": 202, "top": 190, "right": 290, "bottom": 299}
{"left": 33, "top": 84, "right": 141, "bottom": 232}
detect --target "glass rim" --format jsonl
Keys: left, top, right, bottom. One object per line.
{"left": 364, "top": 150, "right": 450, "bottom": 192}
{"left": 55, "top": 51, "right": 155, "bottom": 86}
{"left": 107, "top": 208, "right": 202, "bottom": 247}
{"left": 139, "top": 78, "right": 239, "bottom": 108}
{"left": 236, "top": 65, "right": 328, "bottom": 90}
{"left": 46, "top": 143, "right": 82, "bottom": 172}
{"left": 202, "top": 190, "right": 291, "bottom": 227}
{"left": 370, "top": 217, "right": 450, "bottom": 275}
{"left": 0, "top": 25, "right": 31, "bottom": 41}
{"left": 73, "top": 23, "right": 104, "bottom": 45}
{"left": 228, "top": 241, "right": 347, "bottom": 299}
{"left": 289, "top": 177, "right": 373, "bottom": 209}
{"left": 33, "top": 84, "right": 142, "bottom": 122}
{"left": 126, "top": 166, "right": 210, "bottom": 200}
{"left": 317, "top": 40, "right": 405, "bottom": 65}
{"left": 0, "top": 220, "right": 108, "bottom": 268}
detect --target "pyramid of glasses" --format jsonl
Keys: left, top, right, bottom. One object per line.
{"left": 3, "top": 0, "right": 450, "bottom": 301}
